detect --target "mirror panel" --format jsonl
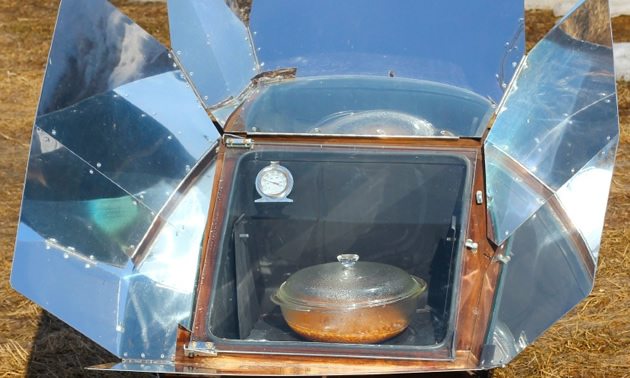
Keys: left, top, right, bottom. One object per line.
{"left": 485, "top": 0, "right": 618, "bottom": 244}
{"left": 168, "top": 0, "right": 257, "bottom": 122}
{"left": 249, "top": 0, "right": 525, "bottom": 103}
{"left": 11, "top": 0, "right": 219, "bottom": 359}
{"left": 483, "top": 0, "right": 619, "bottom": 366}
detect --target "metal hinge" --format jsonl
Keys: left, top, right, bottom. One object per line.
{"left": 184, "top": 341, "right": 217, "bottom": 358}
{"left": 224, "top": 135, "right": 253, "bottom": 149}
{"left": 494, "top": 253, "right": 511, "bottom": 264}
{"left": 465, "top": 239, "right": 479, "bottom": 254}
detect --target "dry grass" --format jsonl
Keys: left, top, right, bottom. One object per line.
{"left": 0, "top": 2, "right": 628, "bottom": 377}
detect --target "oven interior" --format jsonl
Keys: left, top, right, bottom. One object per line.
{"left": 207, "top": 148, "right": 471, "bottom": 354}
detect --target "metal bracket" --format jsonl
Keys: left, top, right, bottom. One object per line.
{"left": 184, "top": 341, "right": 217, "bottom": 358}
{"left": 475, "top": 190, "right": 484, "bottom": 204}
{"left": 494, "top": 253, "right": 511, "bottom": 264}
{"left": 224, "top": 135, "right": 253, "bottom": 149}
{"left": 465, "top": 239, "right": 479, "bottom": 254}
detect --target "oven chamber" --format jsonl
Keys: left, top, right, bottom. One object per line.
{"left": 10, "top": 0, "right": 619, "bottom": 375}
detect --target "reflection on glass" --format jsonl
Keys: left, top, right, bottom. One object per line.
{"left": 249, "top": 0, "right": 524, "bottom": 102}
{"left": 206, "top": 144, "right": 472, "bottom": 359}
{"left": 228, "top": 76, "right": 493, "bottom": 137}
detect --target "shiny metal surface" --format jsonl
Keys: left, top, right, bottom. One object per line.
{"left": 254, "top": 162, "right": 294, "bottom": 203}
{"left": 20, "top": 132, "right": 157, "bottom": 265}
{"left": 485, "top": 197, "right": 595, "bottom": 366}
{"left": 10, "top": 0, "right": 621, "bottom": 371}
{"left": 11, "top": 0, "right": 219, "bottom": 360}
{"left": 485, "top": 0, "right": 618, "bottom": 244}
{"left": 119, "top": 161, "right": 217, "bottom": 360}
{"left": 167, "top": 0, "right": 257, "bottom": 121}
{"left": 38, "top": 0, "right": 171, "bottom": 117}
{"left": 484, "top": 0, "right": 619, "bottom": 365}
{"left": 13, "top": 223, "right": 123, "bottom": 355}
{"left": 248, "top": 0, "right": 524, "bottom": 103}
{"left": 90, "top": 362, "right": 178, "bottom": 374}
{"left": 556, "top": 137, "right": 618, "bottom": 261}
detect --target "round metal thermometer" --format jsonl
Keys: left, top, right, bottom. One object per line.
{"left": 255, "top": 161, "right": 294, "bottom": 202}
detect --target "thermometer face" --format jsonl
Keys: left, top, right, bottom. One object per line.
{"left": 255, "top": 162, "right": 294, "bottom": 200}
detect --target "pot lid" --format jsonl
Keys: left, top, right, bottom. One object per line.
{"left": 273, "top": 254, "right": 426, "bottom": 310}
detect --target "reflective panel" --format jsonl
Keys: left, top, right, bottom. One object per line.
{"left": 484, "top": 198, "right": 594, "bottom": 367}
{"left": 34, "top": 0, "right": 218, "bottom": 214}
{"left": 482, "top": 0, "right": 619, "bottom": 364}
{"left": 11, "top": 156, "right": 216, "bottom": 359}
{"left": 117, "top": 159, "right": 217, "bottom": 359}
{"left": 249, "top": 0, "right": 524, "bottom": 103}
{"left": 21, "top": 129, "right": 157, "bottom": 265}
{"left": 38, "top": 0, "right": 172, "bottom": 116}
{"left": 11, "top": 0, "right": 219, "bottom": 360}
{"left": 90, "top": 362, "right": 177, "bottom": 374}
{"left": 485, "top": 0, "right": 618, "bottom": 244}
{"left": 12, "top": 223, "right": 123, "bottom": 355}
{"left": 36, "top": 79, "right": 216, "bottom": 213}
{"left": 484, "top": 144, "right": 549, "bottom": 244}
{"left": 556, "top": 137, "right": 618, "bottom": 262}
{"left": 135, "top": 164, "right": 216, "bottom": 294}
{"left": 167, "top": 0, "right": 257, "bottom": 119}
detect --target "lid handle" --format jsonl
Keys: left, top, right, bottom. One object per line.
{"left": 337, "top": 254, "right": 359, "bottom": 269}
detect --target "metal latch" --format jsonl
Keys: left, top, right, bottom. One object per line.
{"left": 494, "top": 253, "right": 511, "bottom": 264}
{"left": 224, "top": 136, "right": 253, "bottom": 149}
{"left": 476, "top": 190, "right": 484, "bottom": 204}
{"left": 465, "top": 239, "right": 478, "bottom": 254}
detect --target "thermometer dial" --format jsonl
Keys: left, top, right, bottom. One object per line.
{"left": 255, "top": 162, "right": 294, "bottom": 202}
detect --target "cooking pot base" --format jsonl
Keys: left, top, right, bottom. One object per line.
{"left": 246, "top": 306, "right": 437, "bottom": 346}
